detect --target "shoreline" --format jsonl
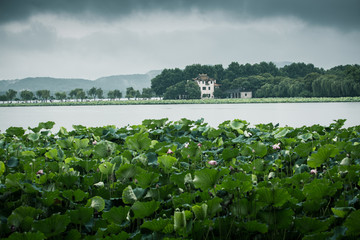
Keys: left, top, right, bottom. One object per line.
{"left": 0, "top": 97, "right": 360, "bottom": 107}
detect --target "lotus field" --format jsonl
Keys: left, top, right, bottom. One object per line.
{"left": 0, "top": 119, "right": 359, "bottom": 239}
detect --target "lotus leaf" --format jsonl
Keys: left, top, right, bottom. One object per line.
{"left": 33, "top": 213, "right": 71, "bottom": 238}
{"left": 131, "top": 200, "right": 160, "bottom": 219}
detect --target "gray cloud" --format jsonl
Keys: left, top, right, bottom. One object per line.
{"left": 1, "top": 0, "right": 359, "bottom": 31}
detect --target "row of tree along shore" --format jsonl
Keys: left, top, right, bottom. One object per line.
{"left": 0, "top": 87, "right": 155, "bottom": 103}
{"left": 1, "top": 62, "right": 360, "bottom": 103}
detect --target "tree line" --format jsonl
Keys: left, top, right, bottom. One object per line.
{"left": 0, "top": 87, "right": 156, "bottom": 103}
{"left": 151, "top": 62, "right": 360, "bottom": 99}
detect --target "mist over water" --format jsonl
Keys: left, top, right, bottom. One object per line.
{"left": 1, "top": 102, "right": 360, "bottom": 132}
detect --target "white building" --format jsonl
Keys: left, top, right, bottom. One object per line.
{"left": 193, "top": 74, "right": 217, "bottom": 99}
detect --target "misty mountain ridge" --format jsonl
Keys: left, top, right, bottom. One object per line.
{"left": 0, "top": 70, "right": 162, "bottom": 94}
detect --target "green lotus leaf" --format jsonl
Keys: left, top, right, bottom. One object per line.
{"left": 172, "top": 192, "right": 195, "bottom": 208}
{"left": 38, "top": 121, "right": 55, "bottom": 130}
{"left": 243, "top": 220, "right": 268, "bottom": 234}
{"left": 250, "top": 142, "right": 267, "bottom": 158}
{"left": 256, "top": 187, "right": 291, "bottom": 207}
{"left": 122, "top": 185, "right": 137, "bottom": 204}
{"left": 222, "top": 147, "right": 239, "bottom": 161}
{"left": 206, "top": 197, "right": 223, "bottom": 218}
{"left": 65, "top": 229, "right": 81, "bottom": 240}
{"left": 303, "top": 178, "right": 338, "bottom": 200}
{"left": 273, "top": 128, "right": 291, "bottom": 139}
{"left": 297, "top": 133, "right": 313, "bottom": 142}
{"left": 27, "top": 133, "right": 40, "bottom": 142}
{"left": 87, "top": 196, "right": 105, "bottom": 212}
{"left": 99, "top": 162, "right": 114, "bottom": 175}
{"left": 6, "top": 232, "right": 46, "bottom": 240}
{"left": 174, "top": 210, "right": 186, "bottom": 231}
{"left": 33, "top": 213, "right": 71, "bottom": 238}
{"left": 0, "top": 161, "right": 5, "bottom": 176}
{"left": 5, "top": 172, "right": 24, "bottom": 188}
{"left": 7, "top": 156, "right": 19, "bottom": 168}
{"left": 131, "top": 200, "right": 160, "bottom": 219}
{"left": 193, "top": 168, "right": 227, "bottom": 191}
{"left": 102, "top": 206, "right": 130, "bottom": 224}
{"left": 294, "top": 216, "right": 331, "bottom": 234}
{"left": 331, "top": 207, "right": 355, "bottom": 218}
{"left": 94, "top": 140, "right": 116, "bottom": 158}
{"left": 230, "top": 120, "right": 245, "bottom": 130}
{"left": 115, "top": 163, "right": 138, "bottom": 183}
{"left": 308, "top": 144, "right": 339, "bottom": 168}
{"left": 344, "top": 210, "right": 360, "bottom": 236}
{"left": 157, "top": 155, "right": 178, "bottom": 173}
{"left": 294, "top": 142, "right": 313, "bottom": 158}
{"left": 6, "top": 127, "right": 25, "bottom": 137}
{"left": 135, "top": 171, "right": 160, "bottom": 189}
{"left": 67, "top": 207, "right": 93, "bottom": 225}
{"left": 125, "top": 132, "right": 151, "bottom": 152}
{"left": 44, "top": 149, "right": 57, "bottom": 160}
{"left": 192, "top": 203, "right": 208, "bottom": 220}
{"left": 141, "top": 218, "right": 172, "bottom": 232}
{"left": 259, "top": 209, "right": 294, "bottom": 230}
{"left": 8, "top": 206, "right": 42, "bottom": 230}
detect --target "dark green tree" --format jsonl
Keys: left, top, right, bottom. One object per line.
{"left": 69, "top": 88, "right": 86, "bottom": 101}
{"left": 55, "top": 92, "right": 67, "bottom": 102}
{"left": 96, "top": 88, "right": 103, "bottom": 99}
{"left": 141, "top": 88, "right": 155, "bottom": 99}
{"left": 88, "top": 87, "right": 97, "bottom": 99}
{"left": 20, "top": 90, "right": 34, "bottom": 102}
{"left": 6, "top": 89, "right": 17, "bottom": 103}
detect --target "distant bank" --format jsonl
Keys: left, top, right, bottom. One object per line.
{"left": 0, "top": 97, "right": 360, "bottom": 107}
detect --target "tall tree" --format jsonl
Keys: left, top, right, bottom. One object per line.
{"left": 96, "top": 88, "right": 103, "bottom": 99}
{"left": 88, "top": 87, "right": 97, "bottom": 99}
{"left": 55, "top": 92, "right": 67, "bottom": 101}
{"left": 141, "top": 88, "right": 155, "bottom": 99}
{"left": 20, "top": 90, "right": 34, "bottom": 102}
{"left": 6, "top": 89, "right": 17, "bottom": 103}
{"left": 70, "top": 88, "right": 86, "bottom": 101}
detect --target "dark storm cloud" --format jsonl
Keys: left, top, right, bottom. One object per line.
{"left": 1, "top": 0, "right": 359, "bottom": 31}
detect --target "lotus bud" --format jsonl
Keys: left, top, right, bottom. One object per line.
{"left": 167, "top": 149, "right": 173, "bottom": 154}
{"left": 197, "top": 143, "right": 202, "bottom": 147}
{"left": 208, "top": 160, "right": 217, "bottom": 166}
{"left": 92, "top": 140, "right": 97, "bottom": 145}
{"left": 184, "top": 142, "right": 189, "bottom": 148}
{"left": 229, "top": 166, "right": 234, "bottom": 171}
{"left": 36, "top": 169, "right": 44, "bottom": 175}
{"left": 310, "top": 169, "right": 317, "bottom": 175}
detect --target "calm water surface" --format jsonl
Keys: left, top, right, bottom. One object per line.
{"left": 1, "top": 102, "right": 360, "bottom": 132}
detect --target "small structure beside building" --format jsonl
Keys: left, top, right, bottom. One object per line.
{"left": 226, "top": 89, "right": 252, "bottom": 99}
{"left": 193, "top": 74, "right": 217, "bottom": 99}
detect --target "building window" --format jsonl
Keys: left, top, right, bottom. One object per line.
{"left": 202, "top": 87, "right": 206, "bottom": 90}
{"left": 208, "top": 87, "right": 211, "bottom": 90}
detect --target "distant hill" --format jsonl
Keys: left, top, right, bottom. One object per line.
{"left": 0, "top": 70, "right": 162, "bottom": 95}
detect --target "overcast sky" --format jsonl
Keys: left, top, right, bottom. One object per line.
{"left": 0, "top": 0, "right": 359, "bottom": 80}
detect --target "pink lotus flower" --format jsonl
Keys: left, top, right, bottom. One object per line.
{"left": 36, "top": 169, "right": 44, "bottom": 175}
{"left": 92, "top": 140, "right": 97, "bottom": 145}
{"left": 208, "top": 160, "right": 217, "bottom": 166}
{"left": 167, "top": 149, "right": 173, "bottom": 154}
{"left": 310, "top": 169, "right": 317, "bottom": 175}
{"left": 184, "top": 142, "right": 189, "bottom": 148}
{"left": 197, "top": 143, "right": 202, "bottom": 147}
{"left": 272, "top": 143, "right": 281, "bottom": 150}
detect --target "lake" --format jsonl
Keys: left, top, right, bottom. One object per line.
{"left": 0, "top": 102, "right": 360, "bottom": 132}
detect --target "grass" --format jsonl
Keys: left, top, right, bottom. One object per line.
{"left": 0, "top": 96, "right": 360, "bottom": 107}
